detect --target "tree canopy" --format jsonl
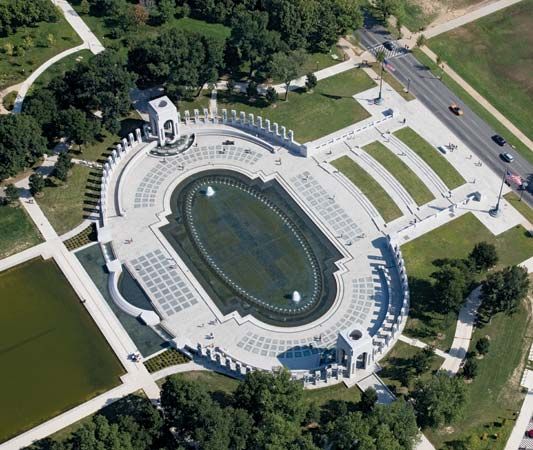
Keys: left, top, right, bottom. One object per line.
{"left": 0, "top": 0, "right": 58, "bottom": 36}
{"left": 480, "top": 265, "right": 530, "bottom": 316}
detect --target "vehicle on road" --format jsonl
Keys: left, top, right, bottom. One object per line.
{"left": 500, "top": 152, "right": 514, "bottom": 163}
{"left": 492, "top": 134, "right": 507, "bottom": 146}
{"left": 449, "top": 103, "right": 463, "bottom": 116}
{"left": 383, "top": 41, "right": 394, "bottom": 51}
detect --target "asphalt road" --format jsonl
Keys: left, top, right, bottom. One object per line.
{"left": 358, "top": 23, "right": 533, "bottom": 209}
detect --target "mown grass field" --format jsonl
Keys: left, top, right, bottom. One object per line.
{"left": 504, "top": 191, "right": 533, "bottom": 225}
{"left": 218, "top": 68, "right": 375, "bottom": 143}
{"left": 0, "top": 205, "right": 42, "bottom": 258}
{"left": 38, "top": 165, "right": 100, "bottom": 235}
{"left": 331, "top": 155, "right": 403, "bottom": 222}
{"left": 428, "top": 0, "right": 533, "bottom": 145}
{"left": 0, "top": 16, "right": 81, "bottom": 90}
{"left": 402, "top": 213, "right": 533, "bottom": 351}
{"left": 394, "top": 127, "right": 465, "bottom": 190}
{"left": 363, "top": 141, "right": 434, "bottom": 206}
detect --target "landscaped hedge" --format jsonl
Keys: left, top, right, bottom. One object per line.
{"left": 143, "top": 348, "right": 190, "bottom": 373}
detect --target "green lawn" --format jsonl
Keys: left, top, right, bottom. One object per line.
{"left": 426, "top": 298, "right": 532, "bottom": 449}
{"left": 31, "top": 49, "right": 92, "bottom": 91}
{"left": 0, "top": 258, "right": 123, "bottom": 443}
{"left": 363, "top": 141, "right": 434, "bottom": 206}
{"left": 394, "top": 127, "right": 465, "bottom": 190}
{"left": 38, "top": 165, "right": 100, "bottom": 235}
{"left": 331, "top": 155, "right": 403, "bottom": 222}
{"left": 72, "top": 111, "right": 144, "bottom": 162}
{"left": 412, "top": 49, "right": 533, "bottom": 166}
{"left": 382, "top": 70, "right": 416, "bottom": 101}
{"left": 378, "top": 340, "right": 444, "bottom": 393}
{"left": 428, "top": 0, "right": 533, "bottom": 146}
{"left": 0, "top": 205, "right": 42, "bottom": 259}
{"left": 402, "top": 212, "right": 533, "bottom": 350}
{"left": 0, "top": 15, "right": 82, "bottom": 90}
{"left": 504, "top": 191, "right": 533, "bottom": 225}
{"left": 217, "top": 68, "right": 375, "bottom": 142}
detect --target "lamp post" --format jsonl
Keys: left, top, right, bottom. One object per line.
{"left": 520, "top": 181, "right": 529, "bottom": 201}
{"left": 406, "top": 78, "right": 411, "bottom": 93}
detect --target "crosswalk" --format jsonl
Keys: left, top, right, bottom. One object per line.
{"left": 368, "top": 41, "right": 408, "bottom": 59}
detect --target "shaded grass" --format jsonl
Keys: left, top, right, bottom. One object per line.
{"left": 425, "top": 298, "right": 532, "bottom": 449}
{"left": 428, "top": 0, "right": 533, "bottom": 144}
{"left": 0, "top": 258, "right": 123, "bottom": 443}
{"left": 402, "top": 212, "right": 533, "bottom": 350}
{"left": 394, "top": 127, "right": 465, "bottom": 190}
{"left": 0, "top": 205, "right": 42, "bottom": 258}
{"left": 378, "top": 340, "right": 444, "bottom": 393}
{"left": 363, "top": 141, "right": 434, "bottom": 206}
{"left": 38, "top": 165, "right": 100, "bottom": 235}
{"left": 504, "top": 191, "right": 533, "bottom": 225}
{"left": 31, "top": 49, "right": 92, "bottom": 91}
{"left": 0, "top": 16, "right": 82, "bottom": 90}
{"left": 218, "top": 68, "right": 375, "bottom": 142}
{"left": 331, "top": 155, "right": 403, "bottom": 222}
{"left": 412, "top": 48, "right": 533, "bottom": 166}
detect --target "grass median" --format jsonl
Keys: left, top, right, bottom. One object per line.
{"left": 331, "top": 155, "right": 402, "bottom": 222}
{"left": 394, "top": 127, "right": 465, "bottom": 190}
{"left": 0, "top": 205, "right": 42, "bottom": 259}
{"left": 363, "top": 141, "right": 434, "bottom": 206}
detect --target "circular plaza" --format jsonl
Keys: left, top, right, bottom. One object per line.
{"left": 97, "top": 97, "right": 409, "bottom": 382}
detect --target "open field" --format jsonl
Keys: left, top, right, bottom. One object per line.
{"left": 363, "top": 141, "right": 434, "bottom": 206}
{"left": 218, "top": 68, "right": 375, "bottom": 142}
{"left": 412, "top": 49, "right": 533, "bottom": 166}
{"left": 331, "top": 155, "right": 403, "bottom": 222}
{"left": 426, "top": 297, "right": 532, "bottom": 449}
{"left": 0, "top": 205, "right": 42, "bottom": 259}
{"left": 0, "top": 16, "right": 82, "bottom": 90}
{"left": 428, "top": 0, "right": 533, "bottom": 145}
{"left": 38, "top": 165, "right": 100, "bottom": 235}
{"left": 31, "top": 49, "right": 92, "bottom": 91}
{"left": 0, "top": 258, "right": 123, "bottom": 443}
{"left": 402, "top": 213, "right": 533, "bottom": 350}
{"left": 394, "top": 127, "right": 465, "bottom": 190}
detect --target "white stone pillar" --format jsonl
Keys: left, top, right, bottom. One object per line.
{"left": 288, "top": 130, "right": 294, "bottom": 143}
{"left": 281, "top": 125, "right": 287, "bottom": 140}
{"left": 273, "top": 122, "right": 279, "bottom": 135}
{"left": 222, "top": 109, "right": 228, "bottom": 123}
{"left": 135, "top": 128, "right": 142, "bottom": 142}
{"left": 128, "top": 132, "right": 135, "bottom": 147}
{"left": 257, "top": 116, "right": 263, "bottom": 129}
{"left": 248, "top": 113, "right": 254, "bottom": 127}
{"left": 239, "top": 111, "right": 246, "bottom": 123}
{"left": 121, "top": 138, "right": 128, "bottom": 150}
{"left": 194, "top": 109, "right": 200, "bottom": 123}
{"left": 203, "top": 107, "right": 209, "bottom": 123}
{"left": 265, "top": 119, "right": 271, "bottom": 132}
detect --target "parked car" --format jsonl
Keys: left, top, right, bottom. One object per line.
{"left": 500, "top": 152, "right": 514, "bottom": 163}
{"left": 437, "top": 146, "right": 448, "bottom": 155}
{"left": 449, "top": 103, "right": 463, "bottom": 116}
{"left": 492, "top": 134, "right": 507, "bottom": 146}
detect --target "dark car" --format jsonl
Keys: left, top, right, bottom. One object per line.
{"left": 383, "top": 41, "right": 394, "bottom": 51}
{"left": 492, "top": 134, "right": 507, "bottom": 146}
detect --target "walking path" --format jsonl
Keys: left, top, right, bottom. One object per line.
{"left": 423, "top": 0, "right": 524, "bottom": 39}
{"left": 8, "top": 0, "right": 105, "bottom": 113}
{"left": 506, "top": 367, "right": 533, "bottom": 449}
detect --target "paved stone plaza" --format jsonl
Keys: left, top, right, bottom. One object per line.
{"left": 98, "top": 83, "right": 527, "bottom": 381}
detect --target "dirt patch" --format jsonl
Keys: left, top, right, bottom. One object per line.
{"left": 423, "top": 0, "right": 496, "bottom": 28}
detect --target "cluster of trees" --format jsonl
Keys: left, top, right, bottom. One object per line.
{"left": 23, "top": 49, "right": 135, "bottom": 145}
{"left": 430, "top": 242, "right": 499, "bottom": 314}
{"left": 0, "top": 0, "right": 59, "bottom": 36}
{"left": 26, "top": 370, "right": 421, "bottom": 450}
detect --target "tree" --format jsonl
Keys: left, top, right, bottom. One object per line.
{"left": 431, "top": 264, "right": 467, "bottom": 313}
{"left": 158, "top": 0, "right": 176, "bottom": 23}
{"left": 133, "top": 4, "right": 149, "bottom": 25}
{"left": 375, "top": 49, "right": 386, "bottom": 102}
{"left": 59, "top": 107, "right": 98, "bottom": 151}
{"left": 475, "top": 336, "right": 490, "bottom": 356}
{"left": 469, "top": 242, "right": 498, "bottom": 271}
{"left": 435, "top": 54, "right": 445, "bottom": 79}
{"left": 305, "top": 72, "right": 317, "bottom": 92}
{"left": 480, "top": 265, "right": 530, "bottom": 316}
{"left": 269, "top": 50, "right": 305, "bottom": 100}
{"left": 412, "top": 372, "right": 466, "bottom": 429}
{"left": 416, "top": 34, "right": 427, "bottom": 48}
{"left": 226, "top": 78, "right": 236, "bottom": 95}
{"left": 80, "top": 0, "right": 90, "bottom": 15}
{"left": 3, "top": 42, "right": 14, "bottom": 56}
{"left": 370, "top": 400, "right": 419, "bottom": 450}
{"left": 246, "top": 80, "right": 259, "bottom": 99}
{"left": 54, "top": 152, "right": 72, "bottom": 182}
{"left": 47, "top": 33, "right": 55, "bottom": 47}
{"left": 4, "top": 184, "right": 20, "bottom": 204}
{"left": 29, "top": 173, "right": 45, "bottom": 195}
{"left": 462, "top": 357, "right": 478, "bottom": 379}
{"left": 0, "top": 114, "right": 46, "bottom": 181}
{"left": 372, "top": 0, "right": 401, "bottom": 21}
{"left": 359, "top": 387, "right": 378, "bottom": 413}
{"left": 412, "top": 346, "right": 435, "bottom": 375}
{"left": 265, "top": 86, "right": 278, "bottom": 104}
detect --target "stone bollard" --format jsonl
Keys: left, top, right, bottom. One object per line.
{"left": 111, "top": 149, "right": 118, "bottom": 163}
{"left": 203, "top": 108, "right": 209, "bottom": 123}
{"left": 121, "top": 137, "right": 128, "bottom": 150}
{"left": 239, "top": 111, "right": 246, "bottom": 123}
{"left": 116, "top": 144, "right": 123, "bottom": 155}
{"left": 135, "top": 128, "right": 142, "bottom": 142}
{"left": 184, "top": 110, "right": 190, "bottom": 124}
{"left": 231, "top": 109, "right": 237, "bottom": 122}
{"left": 248, "top": 113, "right": 254, "bottom": 127}
{"left": 128, "top": 132, "right": 135, "bottom": 147}
{"left": 194, "top": 109, "right": 199, "bottom": 123}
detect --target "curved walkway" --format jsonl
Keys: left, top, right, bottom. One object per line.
{"left": 12, "top": 43, "right": 88, "bottom": 113}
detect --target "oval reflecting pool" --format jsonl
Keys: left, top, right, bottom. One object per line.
{"left": 161, "top": 170, "right": 342, "bottom": 327}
